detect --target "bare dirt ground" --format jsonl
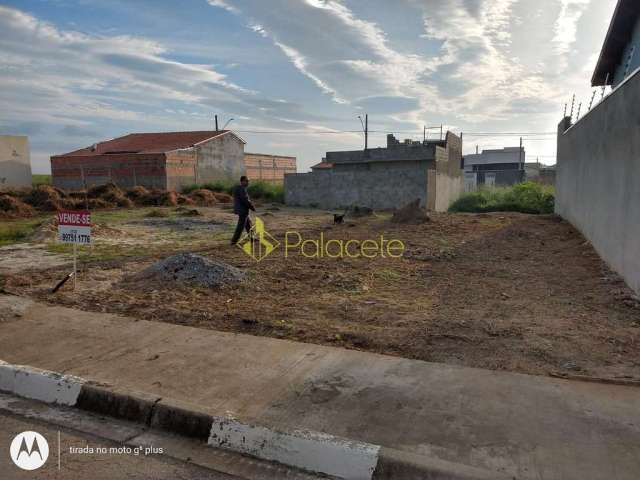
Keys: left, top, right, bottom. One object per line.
{"left": 1, "top": 204, "right": 639, "bottom": 379}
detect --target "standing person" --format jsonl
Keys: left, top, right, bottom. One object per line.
{"left": 231, "top": 175, "right": 256, "bottom": 245}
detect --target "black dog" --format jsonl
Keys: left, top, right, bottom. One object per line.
{"left": 333, "top": 208, "right": 348, "bottom": 224}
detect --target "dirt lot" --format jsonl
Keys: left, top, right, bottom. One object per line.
{"left": 1, "top": 204, "right": 639, "bottom": 379}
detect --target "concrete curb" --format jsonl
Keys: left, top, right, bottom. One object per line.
{"left": 0, "top": 360, "right": 512, "bottom": 480}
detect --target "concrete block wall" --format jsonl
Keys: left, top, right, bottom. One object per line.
{"left": 0, "top": 135, "right": 32, "bottom": 189}
{"left": 556, "top": 69, "right": 640, "bottom": 294}
{"left": 285, "top": 160, "right": 430, "bottom": 210}
{"left": 195, "top": 133, "right": 245, "bottom": 184}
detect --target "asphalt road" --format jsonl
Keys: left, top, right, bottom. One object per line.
{"left": 0, "top": 410, "right": 235, "bottom": 480}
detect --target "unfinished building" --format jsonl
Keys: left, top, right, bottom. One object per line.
{"left": 0, "top": 135, "right": 32, "bottom": 189}
{"left": 244, "top": 153, "right": 297, "bottom": 183}
{"left": 51, "top": 130, "right": 246, "bottom": 191}
{"left": 284, "top": 132, "right": 463, "bottom": 211}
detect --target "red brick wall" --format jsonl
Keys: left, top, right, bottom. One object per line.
{"left": 244, "top": 153, "right": 296, "bottom": 183}
{"left": 51, "top": 153, "right": 168, "bottom": 190}
{"left": 165, "top": 150, "right": 196, "bottom": 191}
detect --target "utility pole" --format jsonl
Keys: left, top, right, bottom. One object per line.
{"left": 440, "top": 124, "right": 443, "bottom": 141}
{"left": 365, "top": 114, "right": 368, "bottom": 150}
{"left": 423, "top": 125, "right": 426, "bottom": 143}
{"left": 214, "top": 114, "right": 219, "bottom": 132}
{"left": 476, "top": 145, "right": 479, "bottom": 154}
{"left": 519, "top": 137, "right": 523, "bottom": 180}
{"left": 357, "top": 114, "right": 368, "bottom": 151}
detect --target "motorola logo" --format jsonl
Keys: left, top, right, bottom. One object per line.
{"left": 10, "top": 431, "right": 49, "bottom": 470}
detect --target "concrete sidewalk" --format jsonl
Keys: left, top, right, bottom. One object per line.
{"left": 1, "top": 294, "right": 639, "bottom": 479}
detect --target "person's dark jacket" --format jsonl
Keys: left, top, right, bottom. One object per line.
{"left": 232, "top": 185, "right": 255, "bottom": 215}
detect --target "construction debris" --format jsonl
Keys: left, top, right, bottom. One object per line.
{"left": 133, "top": 253, "right": 245, "bottom": 288}
{"left": 391, "top": 199, "right": 430, "bottom": 224}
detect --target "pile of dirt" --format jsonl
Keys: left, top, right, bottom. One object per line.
{"left": 88, "top": 182, "right": 133, "bottom": 208}
{"left": 125, "top": 186, "right": 150, "bottom": 202}
{"left": 189, "top": 189, "right": 218, "bottom": 206}
{"left": 24, "top": 185, "right": 74, "bottom": 211}
{"left": 391, "top": 199, "right": 430, "bottom": 224}
{"left": 134, "top": 253, "right": 245, "bottom": 288}
{"left": 88, "top": 198, "right": 112, "bottom": 209}
{"left": 213, "top": 192, "right": 232, "bottom": 203}
{"left": 129, "top": 188, "right": 193, "bottom": 207}
{"left": 0, "top": 194, "right": 36, "bottom": 218}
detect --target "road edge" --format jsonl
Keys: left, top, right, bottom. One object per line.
{"left": 0, "top": 360, "right": 512, "bottom": 480}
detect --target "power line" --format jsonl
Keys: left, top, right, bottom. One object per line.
{"left": 232, "top": 129, "right": 557, "bottom": 137}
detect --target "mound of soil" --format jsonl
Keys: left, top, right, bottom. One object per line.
{"left": 134, "top": 253, "right": 245, "bottom": 288}
{"left": 24, "top": 185, "right": 71, "bottom": 211}
{"left": 177, "top": 194, "right": 195, "bottom": 205}
{"left": 125, "top": 186, "right": 151, "bottom": 202}
{"left": 213, "top": 192, "right": 232, "bottom": 203}
{"left": 154, "top": 190, "right": 178, "bottom": 207}
{"left": 189, "top": 189, "right": 218, "bottom": 206}
{"left": 391, "top": 199, "right": 430, "bottom": 224}
{"left": 0, "top": 194, "right": 36, "bottom": 218}
{"left": 88, "top": 198, "right": 112, "bottom": 210}
{"left": 88, "top": 182, "right": 132, "bottom": 208}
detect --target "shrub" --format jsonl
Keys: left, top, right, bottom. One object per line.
{"left": 449, "top": 182, "right": 555, "bottom": 214}
{"left": 247, "top": 181, "right": 284, "bottom": 203}
{"left": 183, "top": 180, "right": 284, "bottom": 203}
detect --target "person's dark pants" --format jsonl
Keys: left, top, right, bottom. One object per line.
{"left": 231, "top": 213, "right": 252, "bottom": 244}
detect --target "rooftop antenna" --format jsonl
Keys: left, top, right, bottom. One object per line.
{"left": 214, "top": 114, "right": 219, "bottom": 132}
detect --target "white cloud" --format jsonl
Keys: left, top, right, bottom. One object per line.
{"left": 553, "top": 0, "right": 591, "bottom": 54}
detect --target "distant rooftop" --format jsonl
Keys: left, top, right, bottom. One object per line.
{"left": 54, "top": 130, "right": 242, "bottom": 157}
{"left": 325, "top": 133, "right": 455, "bottom": 165}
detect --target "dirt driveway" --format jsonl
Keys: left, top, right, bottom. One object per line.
{"left": 1, "top": 205, "right": 638, "bottom": 379}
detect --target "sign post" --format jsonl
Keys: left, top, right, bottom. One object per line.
{"left": 57, "top": 210, "right": 91, "bottom": 291}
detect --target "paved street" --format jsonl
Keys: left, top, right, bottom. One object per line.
{"left": 2, "top": 295, "right": 640, "bottom": 479}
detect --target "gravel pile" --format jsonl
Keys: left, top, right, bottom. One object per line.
{"left": 137, "top": 253, "right": 245, "bottom": 288}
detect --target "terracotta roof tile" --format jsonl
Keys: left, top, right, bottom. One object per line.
{"left": 57, "top": 130, "right": 236, "bottom": 157}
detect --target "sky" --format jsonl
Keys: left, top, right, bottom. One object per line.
{"left": 0, "top": 0, "right": 618, "bottom": 173}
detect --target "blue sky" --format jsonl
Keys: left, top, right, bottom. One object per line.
{"left": 0, "top": 0, "right": 618, "bottom": 173}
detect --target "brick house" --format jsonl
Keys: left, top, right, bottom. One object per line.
{"left": 51, "top": 130, "right": 246, "bottom": 191}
